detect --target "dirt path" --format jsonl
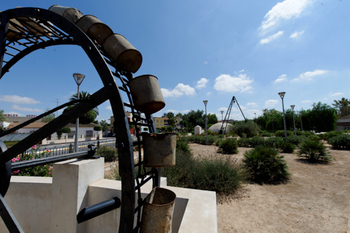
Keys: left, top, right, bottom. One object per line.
{"left": 189, "top": 143, "right": 350, "bottom": 233}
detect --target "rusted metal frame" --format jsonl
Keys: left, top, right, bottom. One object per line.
{"left": 0, "top": 12, "right": 9, "bottom": 78}
{"left": 0, "top": 99, "right": 80, "bottom": 137}
{"left": 0, "top": 86, "right": 111, "bottom": 164}
{"left": 2, "top": 7, "right": 136, "bottom": 232}
{"left": 0, "top": 194, "right": 24, "bottom": 233}
{"left": 1, "top": 38, "right": 75, "bottom": 78}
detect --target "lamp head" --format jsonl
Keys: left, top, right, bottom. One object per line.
{"left": 290, "top": 105, "right": 295, "bottom": 110}
{"left": 203, "top": 100, "right": 208, "bottom": 106}
{"left": 73, "top": 73, "right": 85, "bottom": 86}
{"left": 278, "top": 92, "right": 286, "bottom": 99}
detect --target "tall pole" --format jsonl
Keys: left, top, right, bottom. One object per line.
{"left": 221, "top": 110, "right": 224, "bottom": 122}
{"left": 203, "top": 100, "right": 208, "bottom": 145}
{"left": 278, "top": 92, "right": 287, "bottom": 139}
{"left": 291, "top": 105, "right": 296, "bottom": 135}
{"left": 300, "top": 113, "right": 303, "bottom": 131}
{"left": 73, "top": 73, "right": 85, "bottom": 152}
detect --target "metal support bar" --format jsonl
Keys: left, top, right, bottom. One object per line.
{"left": 0, "top": 194, "right": 24, "bottom": 233}
{"left": 77, "top": 197, "right": 121, "bottom": 224}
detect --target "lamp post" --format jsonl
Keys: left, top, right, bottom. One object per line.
{"left": 300, "top": 113, "right": 303, "bottom": 131}
{"left": 278, "top": 92, "right": 287, "bottom": 139}
{"left": 203, "top": 100, "right": 208, "bottom": 145}
{"left": 291, "top": 105, "right": 296, "bottom": 135}
{"left": 73, "top": 73, "right": 85, "bottom": 152}
{"left": 221, "top": 110, "right": 224, "bottom": 122}
{"left": 254, "top": 113, "right": 256, "bottom": 120}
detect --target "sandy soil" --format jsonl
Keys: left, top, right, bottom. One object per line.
{"left": 189, "top": 143, "right": 350, "bottom": 233}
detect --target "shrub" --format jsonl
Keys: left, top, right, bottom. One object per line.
{"left": 176, "top": 138, "right": 190, "bottom": 153}
{"left": 94, "top": 126, "right": 102, "bottom": 131}
{"left": 260, "top": 130, "right": 272, "bottom": 137}
{"left": 249, "top": 136, "right": 265, "bottom": 148}
{"left": 230, "top": 121, "right": 259, "bottom": 138}
{"left": 265, "top": 137, "right": 284, "bottom": 148}
{"left": 279, "top": 142, "right": 295, "bottom": 153}
{"left": 286, "top": 135, "right": 306, "bottom": 145}
{"left": 320, "top": 131, "right": 343, "bottom": 141}
{"left": 217, "top": 138, "right": 238, "bottom": 154}
{"left": 162, "top": 149, "right": 246, "bottom": 196}
{"left": 307, "top": 134, "right": 320, "bottom": 141}
{"left": 97, "top": 145, "right": 118, "bottom": 162}
{"left": 237, "top": 138, "right": 250, "bottom": 147}
{"left": 274, "top": 130, "right": 293, "bottom": 137}
{"left": 328, "top": 134, "right": 350, "bottom": 150}
{"left": 243, "top": 146, "right": 290, "bottom": 184}
{"left": 298, "top": 139, "right": 332, "bottom": 163}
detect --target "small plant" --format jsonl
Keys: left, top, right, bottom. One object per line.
{"left": 279, "top": 141, "right": 295, "bottom": 153}
{"left": 230, "top": 121, "right": 260, "bottom": 138}
{"left": 285, "top": 135, "right": 305, "bottom": 145}
{"left": 298, "top": 139, "right": 332, "bottom": 163}
{"left": 97, "top": 145, "right": 118, "bottom": 162}
{"left": 237, "top": 138, "right": 250, "bottom": 147}
{"left": 249, "top": 136, "right": 265, "bottom": 148}
{"left": 274, "top": 130, "right": 293, "bottom": 138}
{"left": 243, "top": 146, "right": 290, "bottom": 184}
{"left": 265, "top": 137, "right": 284, "bottom": 148}
{"left": 176, "top": 138, "right": 190, "bottom": 153}
{"left": 328, "top": 134, "right": 350, "bottom": 150}
{"left": 217, "top": 138, "right": 238, "bottom": 154}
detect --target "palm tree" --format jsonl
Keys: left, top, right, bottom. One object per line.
{"left": 69, "top": 91, "right": 99, "bottom": 116}
{"left": 332, "top": 97, "right": 350, "bottom": 118}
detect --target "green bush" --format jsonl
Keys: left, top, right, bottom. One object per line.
{"left": 249, "top": 136, "right": 265, "bottom": 148}
{"left": 328, "top": 134, "right": 350, "bottom": 150}
{"left": 286, "top": 135, "right": 306, "bottom": 145}
{"left": 176, "top": 138, "right": 190, "bottom": 153}
{"left": 279, "top": 142, "right": 295, "bottom": 153}
{"left": 97, "top": 145, "right": 118, "bottom": 162}
{"left": 162, "top": 149, "right": 246, "bottom": 195}
{"left": 230, "top": 121, "right": 260, "bottom": 138}
{"left": 307, "top": 134, "right": 320, "bottom": 141}
{"left": 298, "top": 139, "right": 332, "bottom": 163}
{"left": 217, "top": 138, "right": 238, "bottom": 154}
{"left": 237, "top": 138, "right": 250, "bottom": 147}
{"left": 274, "top": 130, "right": 293, "bottom": 137}
{"left": 265, "top": 137, "right": 284, "bottom": 148}
{"left": 260, "top": 130, "right": 272, "bottom": 137}
{"left": 243, "top": 146, "right": 290, "bottom": 184}
{"left": 320, "top": 131, "right": 343, "bottom": 141}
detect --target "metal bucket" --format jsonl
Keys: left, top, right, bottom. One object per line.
{"left": 76, "top": 15, "right": 113, "bottom": 45}
{"left": 128, "top": 75, "right": 165, "bottom": 114}
{"left": 49, "top": 5, "right": 83, "bottom": 24}
{"left": 140, "top": 187, "right": 176, "bottom": 233}
{"left": 142, "top": 133, "right": 176, "bottom": 168}
{"left": 102, "top": 33, "right": 142, "bottom": 73}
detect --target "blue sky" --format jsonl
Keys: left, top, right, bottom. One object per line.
{"left": 1, "top": 0, "right": 349, "bottom": 123}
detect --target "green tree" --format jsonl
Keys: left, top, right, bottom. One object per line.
{"left": 309, "top": 102, "right": 337, "bottom": 132}
{"left": 332, "top": 97, "right": 350, "bottom": 118}
{"left": 42, "top": 109, "right": 55, "bottom": 123}
{"left": 164, "top": 112, "right": 176, "bottom": 127}
{"left": 64, "top": 91, "right": 99, "bottom": 124}
{"left": 182, "top": 110, "right": 205, "bottom": 129}
{"left": 99, "top": 120, "right": 109, "bottom": 132}
{"left": 0, "top": 110, "right": 6, "bottom": 121}
{"left": 207, "top": 113, "right": 218, "bottom": 125}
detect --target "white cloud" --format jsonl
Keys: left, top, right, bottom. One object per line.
{"left": 196, "top": 78, "right": 209, "bottom": 89}
{"left": 161, "top": 83, "right": 196, "bottom": 98}
{"left": 274, "top": 74, "right": 287, "bottom": 83}
{"left": 204, "top": 61, "right": 208, "bottom": 65}
{"left": 182, "top": 110, "right": 190, "bottom": 114}
{"left": 264, "top": 99, "right": 279, "bottom": 108}
{"left": 106, "top": 105, "right": 112, "bottom": 110}
{"left": 218, "top": 107, "right": 227, "bottom": 112}
{"left": 301, "top": 100, "right": 312, "bottom": 103}
{"left": 12, "top": 105, "right": 42, "bottom": 112}
{"left": 260, "top": 31, "right": 284, "bottom": 44}
{"left": 239, "top": 69, "right": 245, "bottom": 72}
{"left": 290, "top": 30, "right": 305, "bottom": 39}
{"left": 291, "top": 69, "right": 328, "bottom": 82}
{"left": 246, "top": 102, "right": 258, "bottom": 108}
{"left": 260, "top": 0, "right": 312, "bottom": 34}
{"left": 330, "top": 92, "right": 343, "bottom": 97}
{"left": 0, "top": 95, "right": 40, "bottom": 104}
{"left": 214, "top": 74, "right": 253, "bottom": 93}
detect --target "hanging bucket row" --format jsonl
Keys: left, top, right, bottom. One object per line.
{"left": 49, "top": 5, "right": 142, "bottom": 73}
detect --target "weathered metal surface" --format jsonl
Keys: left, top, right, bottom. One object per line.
{"left": 128, "top": 75, "right": 165, "bottom": 114}
{"left": 0, "top": 194, "right": 24, "bottom": 233}
{"left": 76, "top": 15, "right": 113, "bottom": 45}
{"left": 140, "top": 187, "right": 176, "bottom": 233}
{"left": 142, "top": 133, "right": 176, "bottom": 168}
{"left": 0, "top": 140, "right": 10, "bottom": 196}
{"left": 103, "top": 33, "right": 142, "bottom": 73}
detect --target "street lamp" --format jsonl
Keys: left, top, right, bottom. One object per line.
{"left": 291, "top": 105, "right": 296, "bottom": 135}
{"left": 300, "top": 113, "right": 303, "bottom": 131}
{"left": 73, "top": 73, "right": 85, "bottom": 152}
{"left": 203, "top": 100, "right": 208, "bottom": 145}
{"left": 221, "top": 110, "right": 224, "bottom": 122}
{"left": 278, "top": 92, "right": 287, "bottom": 139}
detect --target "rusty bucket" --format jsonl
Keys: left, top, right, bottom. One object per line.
{"left": 49, "top": 5, "right": 83, "bottom": 24}
{"left": 129, "top": 75, "right": 165, "bottom": 114}
{"left": 102, "top": 33, "right": 142, "bottom": 73}
{"left": 142, "top": 133, "right": 176, "bottom": 168}
{"left": 76, "top": 15, "right": 113, "bottom": 45}
{"left": 140, "top": 187, "right": 176, "bottom": 233}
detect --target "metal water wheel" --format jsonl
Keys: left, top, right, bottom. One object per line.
{"left": 0, "top": 6, "right": 160, "bottom": 232}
